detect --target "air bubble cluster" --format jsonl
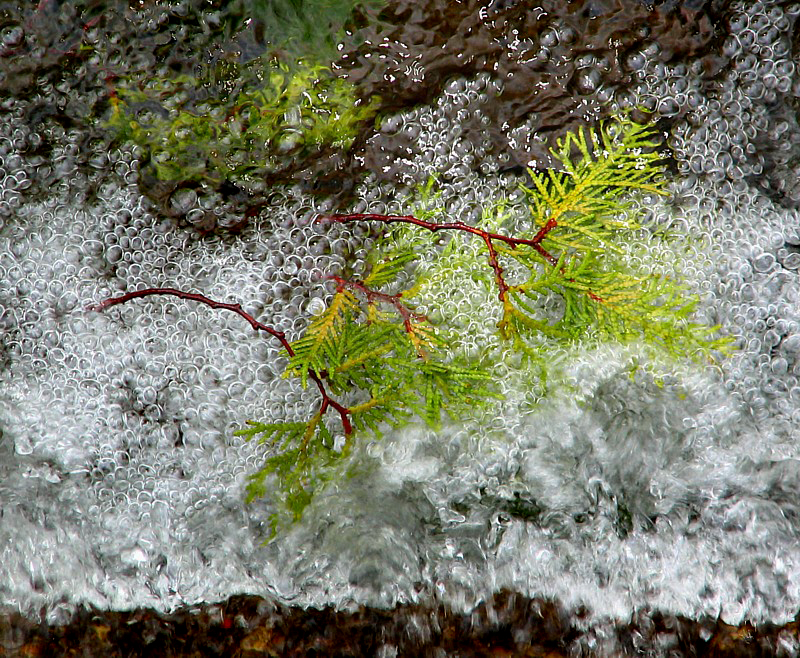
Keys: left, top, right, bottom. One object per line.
{"left": 0, "top": 131, "right": 371, "bottom": 611}
{"left": 639, "top": 1, "right": 800, "bottom": 206}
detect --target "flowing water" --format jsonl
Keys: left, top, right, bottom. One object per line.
{"left": 1, "top": 0, "right": 800, "bottom": 637}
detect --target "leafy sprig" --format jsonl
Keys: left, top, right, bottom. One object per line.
{"left": 92, "top": 117, "right": 732, "bottom": 536}
{"left": 239, "top": 249, "right": 494, "bottom": 534}
{"left": 326, "top": 120, "right": 731, "bottom": 361}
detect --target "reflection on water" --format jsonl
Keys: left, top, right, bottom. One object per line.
{"left": 1, "top": 0, "right": 800, "bottom": 638}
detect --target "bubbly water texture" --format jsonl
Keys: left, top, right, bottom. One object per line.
{"left": 2, "top": 0, "right": 800, "bottom": 628}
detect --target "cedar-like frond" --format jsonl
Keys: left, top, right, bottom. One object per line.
{"left": 237, "top": 415, "right": 339, "bottom": 537}
{"left": 237, "top": 117, "right": 731, "bottom": 536}
{"left": 349, "top": 390, "right": 413, "bottom": 436}
{"left": 285, "top": 287, "right": 359, "bottom": 387}
{"left": 235, "top": 420, "right": 308, "bottom": 450}
{"left": 325, "top": 321, "right": 397, "bottom": 392}
{"left": 402, "top": 360, "right": 497, "bottom": 428}
{"left": 363, "top": 248, "right": 418, "bottom": 288}
{"left": 521, "top": 120, "right": 663, "bottom": 256}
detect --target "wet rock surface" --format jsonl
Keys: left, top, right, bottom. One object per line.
{"left": 349, "top": 0, "right": 734, "bottom": 178}
{"left": 0, "top": 0, "right": 746, "bottom": 224}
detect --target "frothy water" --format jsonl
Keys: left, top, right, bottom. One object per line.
{"left": 1, "top": 0, "right": 800, "bottom": 630}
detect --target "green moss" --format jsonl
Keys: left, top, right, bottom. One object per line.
{"left": 105, "top": 0, "right": 387, "bottom": 202}
{"left": 107, "top": 58, "right": 380, "bottom": 191}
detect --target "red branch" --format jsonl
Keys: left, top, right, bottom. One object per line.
{"left": 88, "top": 288, "right": 353, "bottom": 436}
{"left": 330, "top": 275, "right": 427, "bottom": 336}
{"left": 89, "top": 288, "right": 292, "bottom": 350}
{"left": 320, "top": 213, "right": 561, "bottom": 305}
{"left": 88, "top": 212, "right": 595, "bottom": 440}
{"left": 321, "top": 213, "right": 559, "bottom": 262}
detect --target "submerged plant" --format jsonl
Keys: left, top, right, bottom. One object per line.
{"left": 105, "top": 0, "right": 386, "bottom": 218}
{"left": 92, "top": 118, "right": 732, "bottom": 536}
{"left": 107, "top": 58, "right": 380, "bottom": 190}
{"left": 248, "top": 0, "right": 385, "bottom": 63}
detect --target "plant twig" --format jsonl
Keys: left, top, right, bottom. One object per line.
{"left": 320, "top": 212, "right": 562, "bottom": 313}
{"left": 329, "top": 275, "right": 427, "bottom": 335}
{"left": 88, "top": 287, "right": 354, "bottom": 435}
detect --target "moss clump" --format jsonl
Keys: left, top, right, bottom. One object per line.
{"left": 105, "top": 1, "right": 386, "bottom": 220}
{"left": 107, "top": 58, "right": 380, "bottom": 192}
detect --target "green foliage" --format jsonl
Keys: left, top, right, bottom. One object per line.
{"left": 107, "top": 58, "right": 380, "bottom": 190}
{"left": 498, "top": 121, "right": 732, "bottom": 360}
{"left": 236, "top": 248, "right": 494, "bottom": 536}
{"left": 236, "top": 419, "right": 336, "bottom": 536}
{"left": 106, "top": 0, "right": 385, "bottom": 192}
{"left": 104, "top": 2, "right": 387, "bottom": 219}
{"left": 523, "top": 121, "right": 660, "bottom": 254}
{"left": 239, "top": 117, "right": 733, "bottom": 536}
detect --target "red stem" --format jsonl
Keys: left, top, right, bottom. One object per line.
{"left": 322, "top": 213, "right": 558, "bottom": 254}
{"left": 88, "top": 212, "right": 592, "bottom": 440}
{"left": 320, "top": 213, "right": 562, "bottom": 306}
{"left": 480, "top": 232, "right": 509, "bottom": 302}
{"left": 330, "top": 275, "right": 427, "bottom": 336}
{"left": 89, "top": 288, "right": 293, "bottom": 352}
{"left": 88, "top": 287, "right": 353, "bottom": 435}
{"left": 530, "top": 218, "right": 559, "bottom": 266}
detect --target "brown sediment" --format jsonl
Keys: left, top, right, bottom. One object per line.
{"left": 1, "top": 590, "right": 797, "bottom": 657}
